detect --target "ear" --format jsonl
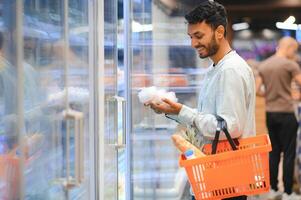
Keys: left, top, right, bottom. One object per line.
{"left": 215, "top": 25, "right": 225, "bottom": 39}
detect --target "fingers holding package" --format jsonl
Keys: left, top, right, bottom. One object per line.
{"left": 138, "top": 86, "right": 181, "bottom": 115}
{"left": 146, "top": 98, "right": 182, "bottom": 115}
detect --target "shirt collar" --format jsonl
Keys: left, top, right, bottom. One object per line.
{"left": 209, "top": 50, "right": 236, "bottom": 70}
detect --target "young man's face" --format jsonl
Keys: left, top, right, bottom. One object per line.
{"left": 187, "top": 21, "right": 219, "bottom": 58}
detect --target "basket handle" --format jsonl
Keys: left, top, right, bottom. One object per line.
{"left": 211, "top": 115, "right": 238, "bottom": 154}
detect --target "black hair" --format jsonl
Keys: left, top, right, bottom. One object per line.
{"left": 185, "top": 1, "right": 228, "bottom": 36}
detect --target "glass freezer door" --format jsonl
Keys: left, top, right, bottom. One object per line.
{"left": 102, "top": 0, "right": 127, "bottom": 199}
{"left": 0, "top": 0, "right": 97, "bottom": 199}
{"left": 123, "top": 0, "right": 208, "bottom": 200}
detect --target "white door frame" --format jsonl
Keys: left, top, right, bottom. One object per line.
{"left": 97, "top": 0, "right": 105, "bottom": 199}
{"left": 123, "top": 0, "right": 132, "bottom": 199}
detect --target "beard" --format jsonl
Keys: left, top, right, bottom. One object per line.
{"left": 198, "top": 34, "right": 219, "bottom": 59}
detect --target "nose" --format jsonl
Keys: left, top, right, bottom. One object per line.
{"left": 191, "top": 38, "right": 199, "bottom": 48}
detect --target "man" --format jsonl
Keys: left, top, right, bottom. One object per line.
{"left": 256, "top": 36, "right": 301, "bottom": 200}
{"left": 145, "top": 1, "right": 255, "bottom": 200}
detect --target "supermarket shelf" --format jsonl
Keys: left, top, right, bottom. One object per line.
{"left": 132, "top": 86, "right": 201, "bottom": 93}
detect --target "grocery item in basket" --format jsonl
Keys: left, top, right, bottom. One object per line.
{"left": 177, "top": 125, "right": 203, "bottom": 149}
{"left": 184, "top": 149, "right": 196, "bottom": 159}
{"left": 179, "top": 134, "right": 272, "bottom": 199}
{"left": 171, "top": 134, "right": 205, "bottom": 157}
{"left": 138, "top": 86, "right": 177, "bottom": 104}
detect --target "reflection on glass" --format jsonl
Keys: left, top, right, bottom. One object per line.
{"left": 104, "top": 0, "right": 120, "bottom": 199}
{"left": 0, "top": 0, "right": 95, "bottom": 199}
{"left": 0, "top": 29, "right": 20, "bottom": 199}
{"left": 128, "top": 1, "right": 208, "bottom": 199}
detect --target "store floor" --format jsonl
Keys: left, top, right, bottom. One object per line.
{"left": 180, "top": 182, "right": 278, "bottom": 200}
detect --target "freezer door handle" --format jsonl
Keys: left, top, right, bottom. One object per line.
{"left": 121, "top": 97, "right": 126, "bottom": 147}
{"left": 106, "top": 96, "right": 126, "bottom": 149}
{"left": 62, "top": 109, "right": 85, "bottom": 189}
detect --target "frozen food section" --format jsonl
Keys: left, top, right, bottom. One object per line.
{"left": 0, "top": 0, "right": 209, "bottom": 199}
{"left": 124, "top": 1, "right": 209, "bottom": 199}
{"left": 0, "top": 1, "right": 96, "bottom": 199}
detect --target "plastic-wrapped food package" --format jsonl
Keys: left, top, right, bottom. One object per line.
{"left": 138, "top": 86, "right": 177, "bottom": 104}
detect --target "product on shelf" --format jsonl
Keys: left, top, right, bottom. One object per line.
{"left": 132, "top": 74, "right": 151, "bottom": 87}
{"left": 154, "top": 74, "right": 188, "bottom": 87}
{"left": 171, "top": 134, "right": 205, "bottom": 157}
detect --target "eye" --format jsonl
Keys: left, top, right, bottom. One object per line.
{"left": 195, "top": 35, "right": 202, "bottom": 39}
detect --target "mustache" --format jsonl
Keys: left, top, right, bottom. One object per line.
{"left": 195, "top": 45, "right": 206, "bottom": 49}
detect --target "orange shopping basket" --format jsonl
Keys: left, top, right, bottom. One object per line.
{"left": 179, "top": 117, "right": 272, "bottom": 200}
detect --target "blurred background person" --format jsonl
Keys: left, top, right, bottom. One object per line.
{"left": 256, "top": 36, "right": 301, "bottom": 200}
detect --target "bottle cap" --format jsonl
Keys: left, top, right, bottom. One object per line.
{"left": 184, "top": 149, "right": 194, "bottom": 157}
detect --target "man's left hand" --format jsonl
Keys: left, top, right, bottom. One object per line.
{"left": 145, "top": 98, "right": 182, "bottom": 115}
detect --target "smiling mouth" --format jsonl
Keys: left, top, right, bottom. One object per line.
{"left": 197, "top": 47, "right": 206, "bottom": 53}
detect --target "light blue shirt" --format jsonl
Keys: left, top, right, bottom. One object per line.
{"left": 169, "top": 51, "right": 256, "bottom": 145}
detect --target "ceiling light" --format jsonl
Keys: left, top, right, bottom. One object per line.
{"left": 276, "top": 22, "right": 298, "bottom": 30}
{"left": 283, "top": 16, "right": 296, "bottom": 24}
{"left": 232, "top": 22, "right": 249, "bottom": 31}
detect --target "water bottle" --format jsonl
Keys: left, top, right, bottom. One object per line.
{"left": 184, "top": 149, "right": 196, "bottom": 160}
{"left": 185, "top": 149, "right": 196, "bottom": 197}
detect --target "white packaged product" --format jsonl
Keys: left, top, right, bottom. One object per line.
{"left": 138, "top": 86, "right": 178, "bottom": 104}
